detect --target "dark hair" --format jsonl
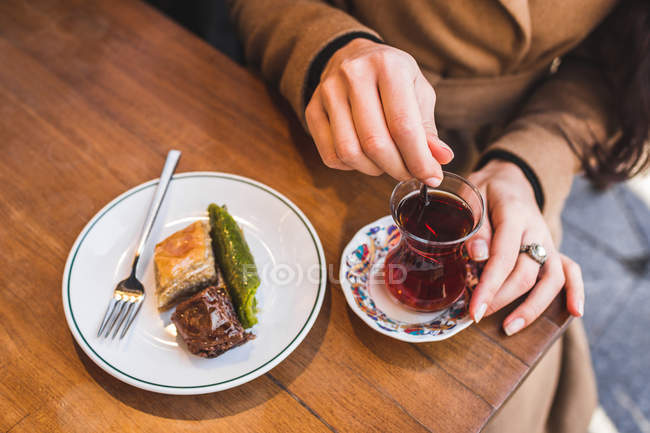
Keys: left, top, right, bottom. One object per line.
{"left": 581, "top": 0, "right": 650, "bottom": 188}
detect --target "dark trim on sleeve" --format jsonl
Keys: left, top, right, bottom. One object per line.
{"left": 303, "top": 32, "right": 383, "bottom": 109}
{"left": 477, "top": 149, "right": 545, "bottom": 211}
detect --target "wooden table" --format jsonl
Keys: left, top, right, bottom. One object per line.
{"left": 0, "top": 1, "right": 571, "bottom": 431}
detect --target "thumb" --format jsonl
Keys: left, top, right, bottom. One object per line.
{"left": 467, "top": 209, "right": 492, "bottom": 262}
{"left": 422, "top": 120, "right": 454, "bottom": 166}
{"left": 414, "top": 75, "right": 454, "bottom": 166}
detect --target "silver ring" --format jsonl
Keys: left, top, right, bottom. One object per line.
{"left": 520, "top": 243, "right": 547, "bottom": 266}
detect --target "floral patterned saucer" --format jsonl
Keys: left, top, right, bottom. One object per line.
{"left": 339, "top": 215, "right": 483, "bottom": 343}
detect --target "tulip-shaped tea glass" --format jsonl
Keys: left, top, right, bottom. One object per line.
{"left": 384, "top": 172, "right": 485, "bottom": 312}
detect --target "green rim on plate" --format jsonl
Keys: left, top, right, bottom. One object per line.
{"left": 64, "top": 173, "right": 324, "bottom": 389}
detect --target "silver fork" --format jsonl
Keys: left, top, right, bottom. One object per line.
{"left": 97, "top": 150, "right": 181, "bottom": 340}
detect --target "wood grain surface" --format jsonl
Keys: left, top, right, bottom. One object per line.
{"left": 0, "top": 1, "right": 571, "bottom": 432}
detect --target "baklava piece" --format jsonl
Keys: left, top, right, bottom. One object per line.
{"left": 153, "top": 220, "right": 219, "bottom": 311}
{"left": 171, "top": 286, "right": 254, "bottom": 358}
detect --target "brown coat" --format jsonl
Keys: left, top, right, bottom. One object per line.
{"left": 229, "top": 1, "right": 616, "bottom": 431}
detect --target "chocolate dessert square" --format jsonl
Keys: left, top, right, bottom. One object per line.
{"left": 171, "top": 286, "right": 254, "bottom": 358}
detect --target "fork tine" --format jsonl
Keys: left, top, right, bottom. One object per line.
{"left": 97, "top": 298, "right": 118, "bottom": 337}
{"left": 111, "top": 301, "right": 135, "bottom": 339}
{"left": 103, "top": 300, "right": 126, "bottom": 338}
{"left": 119, "top": 299, "right": 143, "bottom": 340}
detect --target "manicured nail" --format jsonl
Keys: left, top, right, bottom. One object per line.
{"left": 437, "top": 140, "right": 454, "bottom": 159}
{"left": 434, "top": 140, "right": 454, "bottom": 162}
{"left": 423, "top": 177, "right": 442, "bottom": 187}
{"left": 577, "top": 300, "right": 584, "bottom": 317}
{"left": 470, "top": 239, "right": 489, "bottom": 261}
{"left": 474, "top": 303, "right": 487, "bottom": 323}
{"left": 504, "top": 318, "right": 525, "bottom": 336}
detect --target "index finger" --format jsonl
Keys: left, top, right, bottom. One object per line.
{"left": 377, "top": 69, "right": 443, "bottom": 186}
{"left": 346, "top": 75, "right": 411, "bottom": 181}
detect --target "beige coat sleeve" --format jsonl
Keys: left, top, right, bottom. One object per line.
{"left": 483, "top": 55, "right": 616, "bottom": 222}
{"left": 228, "top": 0, "right": 380, "bottom": 121}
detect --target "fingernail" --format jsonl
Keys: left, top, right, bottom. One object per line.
{"left": 474, "top": 303, "right": 487, "bottom": 323}
{"left": 423, "top": 177, "right": 442, "bottom": 187}
{"left": 504, "top": 318, "right": 525, "bottom": 336}
{"left": 577, "top": 300, "right": 584, "bottom": 317}
{"left": 470, "top": 239, "right": 489, "bottom": 261}
{"left": 437, "top": 140, "right": 454, "bottom": 159}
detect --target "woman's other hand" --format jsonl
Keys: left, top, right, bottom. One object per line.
{"left": 305, "top": 38, "right": 454, "bottom": 187}
{"left": 467, "top": 160, "right": 584, "bottom": 335}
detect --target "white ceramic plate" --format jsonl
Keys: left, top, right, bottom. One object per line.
{"left": 339, "top": 215, "right": 480, "bottom": 343}
{"left": 62, "top": 172, "right": 326, "bottom": 394}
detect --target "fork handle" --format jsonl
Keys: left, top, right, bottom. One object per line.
{"left": 131, "top": 149, "right": 181, "bottom": 275}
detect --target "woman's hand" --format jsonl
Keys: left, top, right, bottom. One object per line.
{"left": 467, "top": 160, "right": 584, "bottom": 335}
{"left": 305, "top": 38, "right": 454, "bottom": 187}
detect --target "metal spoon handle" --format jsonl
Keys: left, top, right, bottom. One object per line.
{"left": 414, "top": 182, "right": 430, "bottom": 226}
{"left": 419, "top": 183, "right": 430, "bottom": 206}
{"left": 131, "top": 150, "right": 181, "bottom": 274}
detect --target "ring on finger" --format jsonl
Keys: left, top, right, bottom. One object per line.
{"left": 519, "top": 243, "right": 548, "bottom": 266}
